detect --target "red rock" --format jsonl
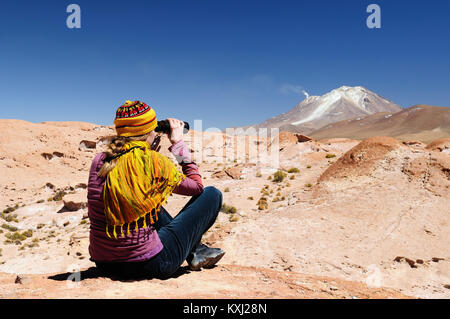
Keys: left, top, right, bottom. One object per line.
{"left": 62, "top": 191, "right": 87, "bottom": 211}
{"left": 295, "top": 134, "right": 314, "bottom": 143}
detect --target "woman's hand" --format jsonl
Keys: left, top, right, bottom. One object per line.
{"left": 167, "top": 118, "right": 184, "bottom": 145}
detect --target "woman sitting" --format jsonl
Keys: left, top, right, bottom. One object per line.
{"left": 87, "top": 100, "right": 224, "bottom": 279}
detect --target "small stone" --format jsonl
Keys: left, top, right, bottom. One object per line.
{"left": 79, "top": 140, "right": 97, "bottom": 151}
{"left": 75, "top": 183, "right": 88, "bottom": 189}
{"left": 45, "top": 182, "right": 55, "bottom": 190}
{"left": 41, "top": 153, "right": 53, "bottom": 160}
{"left": 14, "top": 275, "right": 31, "bottom": 284}
{"left": 63, "top": 221, "right": 70, "bottom": 227}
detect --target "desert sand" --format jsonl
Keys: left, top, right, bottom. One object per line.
{"left": 0, "top": 119, "right": 449, "bottom": 298}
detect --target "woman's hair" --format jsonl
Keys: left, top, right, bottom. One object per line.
{"left": 97, "top": 132, "right": 151, "bottom": 178}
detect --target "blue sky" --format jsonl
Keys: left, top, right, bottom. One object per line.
{"left": 0, "top": 0, "right": 449, "bottom": 129}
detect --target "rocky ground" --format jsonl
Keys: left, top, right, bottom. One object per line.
{"left": 0, "top": 119, "right": 449, "bottom": 298}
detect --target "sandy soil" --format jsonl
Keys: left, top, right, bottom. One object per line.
{"left": 0, "top": 120, "right": 448, "bottom": 298}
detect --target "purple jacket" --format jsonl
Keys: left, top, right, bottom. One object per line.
{"left": 88, "top": 140, "right": 203, "bottom": 263}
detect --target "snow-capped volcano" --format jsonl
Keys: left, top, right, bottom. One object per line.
{"left": 242, "top": 86, "right": 402, "bottom": 134}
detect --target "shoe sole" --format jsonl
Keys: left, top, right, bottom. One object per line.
{"left": 189, "top": 252, "right": 225, "bottom": 271}
{"left": 203, "top": 251, "right": 225, "bottom": 269}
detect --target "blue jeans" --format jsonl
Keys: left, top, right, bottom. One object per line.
{"left": 95, "top": 186, "right": 222, "bottom": 279}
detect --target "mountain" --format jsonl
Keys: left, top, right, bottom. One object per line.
{"left": 237, "top": 86, "right": 402, "bottom": 134}
{"left": 309, "top": 104, "right": 450, "bottom": 143}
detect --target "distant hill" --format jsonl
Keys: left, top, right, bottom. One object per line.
{"left": 309, "top": 105, "right": 450, "bottom": 143}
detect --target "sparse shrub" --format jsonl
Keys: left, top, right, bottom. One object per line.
{"left": 2, "top": 206, "right": 16, "bottom": 214}
{"left": 229, "top": 214, "right": 239, "bottom": 222}
{"left": 79, "top": 220, "right": 87, "bottom": 225}
{"left": 260, "top": 188, "right": 269, "bottom": 196}
{"left": 22, "top": 230, "right": 33, "bottom": 238}
{"left": 37, "top": 223, "right": 45, "bottom": 229}
{"left": 257, "top": 205, "right": 265, "bottom": 211}
{"left": 247, "top": 196, "right": 254, "bottom": 200}
{"left": 1, "top": 213, "right": 18, "bottom": 223}
{"left": 224, "top": 187, "right": 230, "bottom": 192}
{"left": 36, "top": 200, "right": 44, "bottom": 204}
{"left": 257, "top": 197, "right": 268, "bottom": 205}
{"left": 272, "top": 170, "right": 286, "bottom": 183}
{"left": 305, "top": 183, "right": 313, "bottom": 188}
{"left": 257, "top": 197, "right": 269, "bottom": 210}
{"left": 256, "top": 172, "right": 262, "bottom": 178}
{"left": 52, "top": 191, "right": 67, "bottom": 201}
{"left": 325, "top": 154, "right": 336, "bottom": 159}
{"left": 5, "top": 231, "right": 27, "bottom": 242}
{"left": 28, "top": 238, "right": 40, "bottom": 248}
{"left": 267, "top": 175, "right": 272, "bottom": 180}
{"left": 306, "top": 165, "right": 312, "bottom": 169}
{"left": 276, "top": 192, "right": 281, "bottom": 196}
{"left": 221, "top": 204, "right": 237, "bottom": 214}
{"left": 47, "top": 230, "right": 57, "bottom": 239}
{"left": 272, "top": 197, "right": 281, "bottom": 202}
{"left": 290, "top": 175, "right": 295, "bottom": 180}
{"left": 287, "top": 168, "right": 300, "bottom": 174}
{"left": 1, "top": 224, "right": 18, "bottom": 232}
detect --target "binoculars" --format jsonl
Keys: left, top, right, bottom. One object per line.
{"left": 155, "top": 120, "right": 190, "bottom": 134}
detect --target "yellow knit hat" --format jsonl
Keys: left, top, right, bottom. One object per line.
{"left": 114, "top": 101, "right": 157, "bottom": 137}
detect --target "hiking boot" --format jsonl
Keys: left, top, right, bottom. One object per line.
{"left": 187, "top": 243, "right": 225, "bottom": 271}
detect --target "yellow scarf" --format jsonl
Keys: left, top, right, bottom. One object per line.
{"left": 102, "top": 141, "right": 184, "bottom": 238}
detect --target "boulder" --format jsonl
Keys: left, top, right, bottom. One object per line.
{"left": 224, "top": 167, "right": 242, "bottom": 179}
{"left": 62, "top": 191, "right": 87, "bottom": 212}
